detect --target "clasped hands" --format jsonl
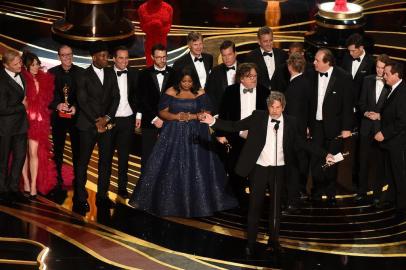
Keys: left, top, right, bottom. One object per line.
{"left": 57, "top": 103, "right": 76, "bottom": 115}
{"left": 177, "top": 112, "right": 207, "bottom": 122}
{"left": 364, "top": 111, "right": 380, "bottom": 121}
{"left": 95, "top": 116, "right": 109, "bottom": 133}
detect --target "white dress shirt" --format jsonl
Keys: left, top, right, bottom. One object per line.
{"left": 257, "top": 115, "right": 285, "bottom": 166}
{"left": 387, "top": 79, "right": 403, "bottom": 99}
{"left": 226, "top": 63, "right": 237, "bottom": 86}
{"left": 351, "top": 50, "right": 365, "bottom": 78}
{"left": 239, "top": 83, "right": 257, "bottom": 138}
{"left": 154, "top": 65, "right": 166, "bottom": 92}
{"left": 114, "top": 66, "right": 133, "bottom": 117}
{"left": 191, "top": 53, "right": 207, "bottom": 87}
{"left": 316, "top": 66, "right": 334, "bottom": 121}
{"left": 5, "top": 68, "right": 24, "bottom": 90}
{"left": 375, "top": 78, "right": 385, "bottom": 104}
{"left": 260, "top": 48, "right": 276, "bottom": 80}
{"left": 92, "top": 64, "right": 104, "bottom": 85}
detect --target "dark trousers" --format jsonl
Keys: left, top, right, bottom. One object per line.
{"left": 381, "top": 147, "right": 406, "bottom": 210}
{"left": 247, "top": 165, "right": 284, "bottom": 247}
{"left": 226, "top": 139, "right": 247, "bottom": 206}
{"left": 141, "top": 127, "right": 159, "bottom": 172}
{"left": 74, "top": 128, "right": 114, "bottom": 202}
{"left": 311, "top": 121, "right": 343, "bottom": 197}
{"left": 0, "top": 134, "right": 27, "bottom": 193}
{"left": 358, "top": 135, "right": 384, "bottom": 195}
{"left": 51, "top": 117, "right": 79, "bottom": 184}
{"left": 111, "top": 115, "right": 134, "bottom": 192}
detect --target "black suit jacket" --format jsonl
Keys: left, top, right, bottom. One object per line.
{"left": 109, "top": 66, "right": 139, "bottom": 116}
{"left": 172, "top": 52, "right": 213, "bottom": 88}
{"left": 76, "top": 66, "right": 120, "bottom": 131}
{"left": 217, "top": 83, "right": 268, "bottom": 140}
{"left": 213, "top": 111, "right": 327, "bottom": 177}
{"left": 244, "top": 47, "right": 288, "bottom": 90}
{"left": 358, "top": 75, "right": 389, "bottom": 136}
{"left": 205, "top": 62, "right": 237, "bottom": 114}
{"left": 308, "top": 66, "right": 354, "bottom": 139}
{"left": 48, "top": 64, "right": 84, "bottom": 111}
{"left": 341, "top": 52, "right": 375, "bottom": 104}
{"left": 284, "top": 74, "right": 311, "bottom": 136}
{"left": 379, "top": 81, "right": 406, "bottom": 149}
{"left": 138, "top": 66, "right": 175, "bottom": 129}
{"left": 0, "top": 69, "right": 28, "bottom": 136}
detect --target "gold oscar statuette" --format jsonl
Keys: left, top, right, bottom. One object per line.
{"left": 58, "top": 84, "right": 72, "bottom": 118}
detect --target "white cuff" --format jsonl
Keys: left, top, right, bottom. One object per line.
{"left": 136, "top": 112, "right": 142, "bottom": 120}
{"left": 209, "top": 118, "right": 216, "bottom": 127}
{"left": 151, "top": 116, "right": 160, "bottom": 124}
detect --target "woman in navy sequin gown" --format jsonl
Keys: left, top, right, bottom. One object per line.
{"left": 129, "top": 68, "right": 237, "bottom": 217}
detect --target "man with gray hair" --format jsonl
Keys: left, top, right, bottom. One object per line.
{"left": 201, "top": 91, "right": 333, "bottom": 255}
{"left": 0, "top": 50, "right": 28, "bottom": 204}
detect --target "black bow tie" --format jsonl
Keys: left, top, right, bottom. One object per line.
{"left": 319, "top": 72, "right": 328, "bottom": 78}
{"left": 155, "top": 69, "right": 166, "bottom": 75}
{"left": 14, "top": 72, "right": 20, "bottom": 78}
{"left": 376, "top": 76, "right": 384, "bottom": 81}
{"left": 263, "top": 52, "right": 273, "bottom": 57}
{"left": 194, "top": 57, "right": 203, "bottom": 62}
{"left": 271, "top": 119, "right": 280, "bottom": 124}
{"left": 116, "top": 70, "right": 128, "bottom": 76}
{"left": 353, "top": 57, "right": 361, "bottom": 62}
{"left": 226, "top": 66, "right": 235, "bottom": 71}
{"left": 243, "top": 88, "right": 253, "bottom": 94}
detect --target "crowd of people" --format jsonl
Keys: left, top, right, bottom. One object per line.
{"left": 0, "top": 26, "right": 405, "bottom": 254}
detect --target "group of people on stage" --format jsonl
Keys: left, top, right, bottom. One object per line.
{"left": 1, "top": 26, "right": 405, "bottom": 254}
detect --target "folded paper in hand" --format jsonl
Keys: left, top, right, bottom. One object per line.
{"left": 332, "top": 152, "right": 344, "bottom": 163}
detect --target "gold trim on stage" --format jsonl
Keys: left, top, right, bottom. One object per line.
{"left": 315, "top": 21, "right": 365, "bottom": 29}
{"left": 318, "top": 10, "right": 363, "bottom": 21}
{"left": 51, "top": 27, "right": 135, "bottom": 42}
{"left": 70, "top": 0, "right": 119, "bottom": 4}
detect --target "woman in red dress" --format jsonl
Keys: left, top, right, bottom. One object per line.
{"left": 21, "top": 51, "right": 57, "bottom": 198}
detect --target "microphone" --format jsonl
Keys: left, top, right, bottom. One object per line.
{"left": 271, "top": 119, "right": 280, "bottom": 131}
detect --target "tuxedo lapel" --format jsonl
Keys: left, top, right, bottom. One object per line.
{"left": 8, "top": 76, "right": 25, "bottom": 94}
{"left": 203, "top": 54, "right": 211, "bottom": 73}
{"left": 324, "top": 69, "right": 337, "bottom": 99}
{"left": 89, "top": 67, "right": 103, "bottom": 88}
{"left": 162, "top": 68, "right": 170, "bottom": 92}
{"left": 354, "top": 58, "right": 368, "bottom": 80}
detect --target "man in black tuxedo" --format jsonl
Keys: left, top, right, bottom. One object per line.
{"left": 272, "top": 42, "right": 305, "bottom": 93}
{"left": 0, "top": 50, "right": 28, "bottom": 204}
{"left": 107, "top": 46, "right": 139, "bottom": 199}
{"left": 217, "top": 63, "right": 268, "bottom": 206}
{"left": 357, "top": 54, "right": 391, "bottom": 201}
{"left": 74, "top": 41, "right": 120, "bottom": 213}
{"left": 201, "top": 92, "right": 333, "bottom": 254}
{"left": 374, "top": 61, "right": 406, "bottom": 213}
{"left": 284, "top": 52, "right": 311, "bottom": 203}
{"left": 308, "top": 48, "right": 353, "bottom": 201}
{"left": 48, "top": 45, "right": 83, "bottom": 188}
{"left": 137, "top": 44, "right": 174, "bottom": 170}
{"left": 172, "top": 31, "right": 213, "bottom": 89}
{"left": 206, "top": 40, "right": 238, "bottom": 115}
{"left": 244, "top": 26, "right": 288, "bottom": 90}
{"left": 341, "top": 33, "right": 375, "bottom": 187}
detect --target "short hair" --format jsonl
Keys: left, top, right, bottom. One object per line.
{"left": 346, "top": 33, "right": 364, "bottom": 48}
{"left": 2, "top": 50, "right": 20, "bottom": 65}
{"left": 386, "top": 60, "right": 404, "bottom": 79}
{"left": 219, "top": 40, "right": 235, "bottom": 53}
{"left": 112, "top": 46, "right": 128, "bottom": 58}
{"left": 174, "top": 67, "right": 200, "bottom": 95}
{"left": 186, "top": 31, "right": 203, "bottom": 43}
{"left": 236, "top": 62, "right": 257, "bottom": 82}
{"left": 22, "top": 51, "right": 41, "bottom": 69}
{"left": 151, "top": 43, "right": 167, "bottom": 55}
{"left": 289, "top": 42, "right": 304, "bottom": 52}
{"left": 287, "top": 52, "right": 306, "bottom": 73}
{"left": 89, "top": 40, "right": 108, "bottom": 56}
{"left": 318, "top": 48, "right": 335, "bottom": 66}
{"left": 257, "top": 26, "right": 273, "bottom": 39}
{"left": 267, "top": 91, "right": 286, "bottom": 108}
{"left": 57, "top": 44, "right": 72, "bottom": 55}
{"left": 376, "top": 54, "right": 390, "bottom": 65}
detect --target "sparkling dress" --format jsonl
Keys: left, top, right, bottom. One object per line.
{"left": 129, "top": 93, "right": 237, "bottom": 217}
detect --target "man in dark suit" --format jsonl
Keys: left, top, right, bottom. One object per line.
{"left": 244, "top": 26, "right": 288, "bottom": 90}
{"left": 48, "top": 45, "right": 83, "bottom": 189}
{"left": 357, "top": 54, "right": 391, "bottom": 201}
{"left": 107, "top": 46, "right": 139, "bottom": 199}
{"left": 308, "top": 48, "right": 353, "bottom": 201}
{"left": 201, "top": 91, "right": 333, "bottom": 254}
{"left": 284, "top": 52, "right": 311, "bottom": 203}
{"left": 74, "top": 41, "right": 120, "bottom": 213}
{"left": 341, "top": 33, "right": 375, "bottom": 187}
{"left": 0, "top": 50, "right": 28, "bottom": 204}
{"left": 374, "top": 61, "right": 406, "bottom": 213}
{"left": 217, "top": 63, "right": 268, "bottom": 206}
{"left": 138, "top": 44, "right": 174, "bottom": 170}
{"left": 206, "top": 40, "right": 238, "bottom": 115}
{"left": 172, "top": 31, "right": 213, "bottom": 89}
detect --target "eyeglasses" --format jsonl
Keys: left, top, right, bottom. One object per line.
{"left": 245, "top": 74, "right": 257, "bottom": 79}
